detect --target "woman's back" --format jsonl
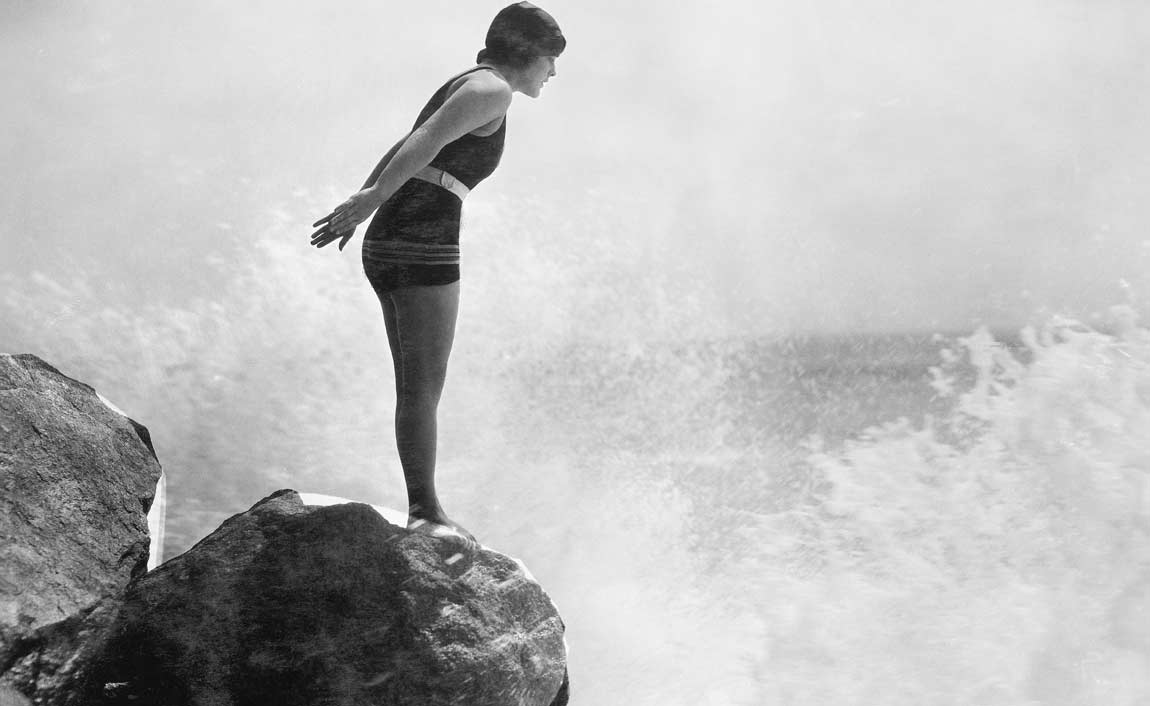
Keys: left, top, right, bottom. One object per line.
{"left": 363, "top": 67, "right": 508, "bottom": 246}
{"left": 416, "top": 67, "right": 507, "bottom": 189}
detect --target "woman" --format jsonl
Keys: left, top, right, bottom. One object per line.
{"left": 310, "top": 3, "right": 565, "bottom": 548}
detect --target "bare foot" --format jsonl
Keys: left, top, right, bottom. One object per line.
{"left": 407, "top": 510, "right": 479, "bottom": 551}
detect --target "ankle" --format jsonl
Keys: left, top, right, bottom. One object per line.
{"left": 408, "top": 502, "right": 445, "bottom": 521}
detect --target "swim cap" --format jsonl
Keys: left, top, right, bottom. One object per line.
{"left": 481, "top": 2, "right": 566, "bottom": 63}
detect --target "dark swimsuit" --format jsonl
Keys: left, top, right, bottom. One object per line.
{"left": 361, "top": 67, "right": 507, "bottom": 294}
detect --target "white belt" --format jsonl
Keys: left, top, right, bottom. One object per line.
{"left": 413, "top": 166, "right": 470, "bottom": 201}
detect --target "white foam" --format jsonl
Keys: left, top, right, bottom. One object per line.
{"left": 92, "top": 389, "right": 166, "bottom": 571}
{"left": 296, "top": 492, "right": 408, "bottom": 526}
{"left": 94, "top": 390, "right": 127, "bottom": 417}
{"left": 147, "top": 473, "right": 166, "bottom": 570}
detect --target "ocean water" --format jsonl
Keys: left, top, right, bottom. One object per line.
{"left": 4, "top": 238, "right": 1149, "bottom": 705}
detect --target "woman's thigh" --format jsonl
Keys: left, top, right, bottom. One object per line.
{"left": 385, "top": 282, "right": 460, "bottom": 395}
{"left": 379, "top": 296, "right": 402, "bottom": 391}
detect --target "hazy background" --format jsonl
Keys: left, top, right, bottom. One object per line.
{"left": 5, "top": 0, "right": 1150, "bottom": 333}
{"left": 4, "top": 1, "right": 1150, "bottom": 704}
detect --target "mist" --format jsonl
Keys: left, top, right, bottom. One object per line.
{"left": 6, "top": 0, "right": 1150, "bottom": 333}
{"left": 5, "top": 1, "right": 1150, "bottom": 704}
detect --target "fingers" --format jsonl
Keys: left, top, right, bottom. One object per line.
{"left": 311, "top": 223, "right": 356, "bottom": 249}
{"left": 310, "top": 225, "right": 332, "bottom": 244}
{"left": 310, "top": 224, "right": 337, "bottom": 248}
{"left": 312, "top": 198, "right": 361, "bottom": 248}
{"left": 312, "top": 200, "right": 350, "bottom": 228}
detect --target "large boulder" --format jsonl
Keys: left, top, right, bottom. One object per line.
{"left": 0, "top": 354, "right": 568, "bottom": 705}
{"left": 87, "top": 489, "right": 568, "bottom": 706}
{"left": 0, "top": 354, "right": 162, "bottom": 702}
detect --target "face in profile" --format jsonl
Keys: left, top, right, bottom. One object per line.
{"left": 522, "top": 55, "right": 557, "bottom": 98}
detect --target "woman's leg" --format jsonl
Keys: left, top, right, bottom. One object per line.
{"left": 380, "top": 281, "right": 476, "bottom": 545}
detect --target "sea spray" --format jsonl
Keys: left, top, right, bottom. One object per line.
{"left": 6, "top": 238, "right": 1150, "bottom": 703}
{"left": 735, "top": 309, "right": 1150, "bottom": 705}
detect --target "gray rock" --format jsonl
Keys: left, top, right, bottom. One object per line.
{"left": 0, "top": 355, "right": 568, "bottom": 706}
{"left": 1, "top": 597, "right": 120, "bottom": 706}
{"left": 88, "top": 490, "right": 568, "bottom": 706}
{"left": 0, "top": 684, "right": 32, "bottom": 706}
{"left": 0, "top": 354, "right": 162, "bottom": 703}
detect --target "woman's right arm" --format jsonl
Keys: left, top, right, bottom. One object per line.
{"left": 312, "top": 74, "right": 511, "bottom": 249}
{"left": 360, "top": 77, "right": 511, "bottom": 205}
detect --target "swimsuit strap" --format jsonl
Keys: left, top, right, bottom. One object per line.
{"left": 439, "top": 65, "right": 504, "bottom": 96}
{"left": 413, "top": 66, "right": 504, "bottom": 129}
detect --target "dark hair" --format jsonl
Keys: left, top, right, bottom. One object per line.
{"left": 476, "top": 2, "right": 566, "bottom": 69}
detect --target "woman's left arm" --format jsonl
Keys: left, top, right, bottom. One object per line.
{"left": 359, "top": 134, "right": 410, "bottom": 191}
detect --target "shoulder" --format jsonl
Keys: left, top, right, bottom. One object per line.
{"left": 445, "top": 69, "right": 512, "bottom": 110}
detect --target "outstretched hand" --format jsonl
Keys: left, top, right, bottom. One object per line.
{"left": 310, "top": 188, "right": 380, "bottom": 251}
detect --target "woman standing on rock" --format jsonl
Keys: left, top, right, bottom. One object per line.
{"left": 310, "top": 3, "right": 565, "bottom": 548}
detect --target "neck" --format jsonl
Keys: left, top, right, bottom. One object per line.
{"left": 479, "top": 62, "right": 527, "bottom": 94}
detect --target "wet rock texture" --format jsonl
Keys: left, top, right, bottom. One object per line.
{"left": 0, "top": 354, "right": 161, "bottom": 704}
{"left": 87, "top": 490, "right": 569, "bottom": 706}
{"left": 0, "top": 354, "right": 567, "bottom": 705}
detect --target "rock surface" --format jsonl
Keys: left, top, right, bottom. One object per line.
{"left": 0, "top": 684, "right": 32, "bottom": 706}
{"left": 87, "top": 489, "right": 568, "bottom": 706}
{"left": 0, "top": 355, "right": 567, "bottom": 705}
{"left": 0, "top": 354, "right": 162, "bottom": 703}
{"left": 1, "top": 598, "right": 121, "bottom": 706}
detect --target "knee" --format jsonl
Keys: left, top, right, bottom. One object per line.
{"left": 396, "top": 367, "right": 448, "bottom": 404}
{"left": 396, "top": 388, "right": 442, "bottom": 413}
